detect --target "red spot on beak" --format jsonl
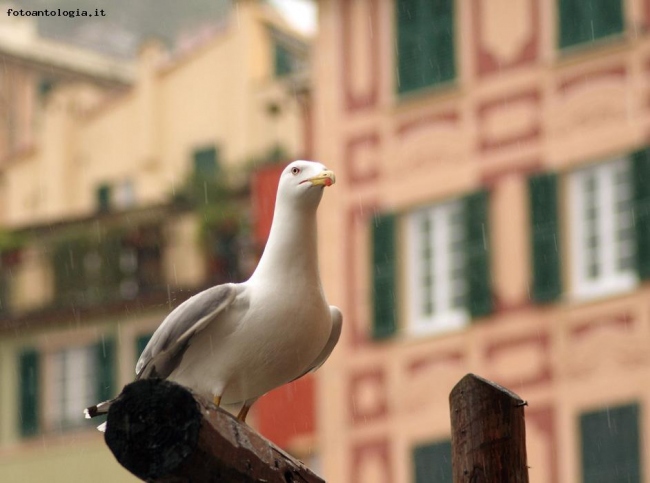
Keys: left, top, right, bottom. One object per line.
{"left": 324, "top": 178, "right": 333, "bottom": 187}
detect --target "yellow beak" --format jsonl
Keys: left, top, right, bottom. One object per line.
{"left": 307, "top": 170, "right": 336, "bottom": 187}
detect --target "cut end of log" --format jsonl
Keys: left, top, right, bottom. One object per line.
{"left": 105, "top": 379, "right": 202, "bottom": 480}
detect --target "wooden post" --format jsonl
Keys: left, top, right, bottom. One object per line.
{"left": 449, "top": 373, "right": 529, "bottom": 482}
{"left": 103, "top": 379, "right": 324, "bottom": 483}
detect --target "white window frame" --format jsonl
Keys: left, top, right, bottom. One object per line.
{"left": 407, "top": 200, "right": 468, "bottom": 336}
{"left": 569, "top": 157, "right": 637, "bottom": 301}
{"left": 47, "top": 344, "right": 97, "bottom": 431}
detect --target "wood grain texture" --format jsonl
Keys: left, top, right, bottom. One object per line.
{"left": 449, "top": 374, "right": 529, "bottom": 482}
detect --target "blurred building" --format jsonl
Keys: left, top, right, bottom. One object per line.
{"left": 314, "top": 1, "right": 650, "bottom": 482}
{"left": 0, "top": 2, "right": 313, "bottom": 481}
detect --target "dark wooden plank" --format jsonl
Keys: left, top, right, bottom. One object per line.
{"left": 449, "top": 373, "right": 529, "bottom": 482}
{"left": 104, "top": 379, "right": 324, "bottom": 483}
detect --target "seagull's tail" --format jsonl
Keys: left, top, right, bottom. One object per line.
{"left": 84, "top": 399, "right": 113, "bottom": 432}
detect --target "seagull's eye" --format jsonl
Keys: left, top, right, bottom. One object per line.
{"left": 291, "top": 167, "right": 301, "bottom": 176}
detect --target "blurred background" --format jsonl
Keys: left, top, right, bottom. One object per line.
{"left": 0, "top": 0, "right": 647, "bottom": 482}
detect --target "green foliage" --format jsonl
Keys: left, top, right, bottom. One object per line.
{"left": 0, "top": 230, "right": 26, "bottom": 254}
{"left": 51, "top": 225, "right": 129, "bottom": 306}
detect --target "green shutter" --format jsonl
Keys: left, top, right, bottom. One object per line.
{"left": 96, "top": 336, "right": 116, "bottom": 402}
{"left": 396, "top": 0, "right": 455, "bottom": 94}
{"left": 193, "top": 146, "right": 219, "bottom": 178}
{"left": 136, "top": 333, "right": 152, "bottom": 360}
{"left": 633, "top": 148, "right": 650, "bottom": 280}
{"left": 529, "top": 173, "right": 562, "bottom": 302}
{"left": 431, "top": 0, "right": 455, "bottom": 84}
{"left": 372, "top": 213, "right": 397, "bottom": 339}
{"left": 38, "top": 78, "right": 54, "bottom": 99}
{"left": 581, "top": 403, "right": 641, "bottom": 483}
{"left": 464, "top": 191, "right": 492, "bottom": 318}
{"left": 274, "top": 43, "right": 293, "bottom": 77}
{"left": 18, "top": 349, "right": 39, "bottom": 437}
{"left": 413, "top": 440, "right": 452, "bottom": 483}
{"left": 96, "top": 184, "right": 111, "bottom": 212}
{"left": 559, "top": 0, "right": 624, "bottom": 49}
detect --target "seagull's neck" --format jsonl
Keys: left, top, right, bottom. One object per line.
{"left": 249, "top": 203, "right": 321, "bottom": 285}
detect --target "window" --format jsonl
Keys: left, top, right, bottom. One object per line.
{"left": 529, "top": 148, "right": 650, "bottom": 305}
{"left": 274, "top": 42, "right": 294, "bottom": 77}
{"left": 396, "top": 0, "right": 455, "bottom": 94}
{"left": 413, "top": 439, "right": 452, "bottom": 483}
{"left": 17, "top": 337, "right": 115, "bottom": 436}
{"left": 38, "top": 78, "right": 55, "bottom": 100}
{"left": 580, "top": 403, "right": 641, "bottom": 483}
{"left": 193, "top": 146, "right": 219, "bottom": 178}
{"left": 408, "top": 201, "right": 468, "bottom": 334}
{"left": 569, "top": 158, "right": 636, "bottom": 299}
{"left": 114, "top": 179, "right": 136, "bottom": 210}
{"left": 96, "top": 183, "right": 111, "bottom": 212}
{"left": 558, "top": 0, "right": 624, "bottom": 49}
{"left": 49, "top": 339, "right": 115, "bottom": 431}
{"left": 50, "top": 345, "right": 98, "bottom": 429}
{"left": 371, "top": 192, "right": 491, "bottom": 340}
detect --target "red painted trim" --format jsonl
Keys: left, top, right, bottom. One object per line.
{"left": 477, "top": 90, "right": 541, "bottom": 152}
{"left": 558, "top": 65, "right": 626, "bottom": 93}
{"left": 349, "top": 368, "right": 388, "bottom": 424}
{"left": 570, "top": 313, "right": 633, "bottom": 340}
{"left": 484, "top": 333, "right": 551, "bottom": 389}
{"left": 491, "top": 298, "right": 536, "bottom": 316}
{"left": 395, "top": 110, "right": 459, "bottom": 138}
{"left": 341, "top": 0, "right": 380, "bottom": 112}
{"left": 472, "top": 0, "right": 540, "bottom": 77}
{"left": 345, "top": 132, "right": 381, "bottom": 184}
{"left": 480, "top": 158, "right": 543, "bottom": 188}
{"left": 527, "top": 406, "right": 559, "bottom": 483}
{"left": 346, "top": 204, "right": 379, "bottom": 348}
{"left": 351, "top": 438, "right": 392, "bottom": 483}
{"left": 407, "top": 351, "right": 464, "bottom": 374}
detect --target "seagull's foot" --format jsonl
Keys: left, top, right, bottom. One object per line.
{"left": 213, "top": 395, "right": 222, "bottom": 408}
{"left": 236, "top": 404, "right": 251, "bottom": 422}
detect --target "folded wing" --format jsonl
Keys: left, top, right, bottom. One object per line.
{"left": 136, "top": 283, "right": 238, "bottom": 380}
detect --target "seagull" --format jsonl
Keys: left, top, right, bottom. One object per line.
{"left": 85, "top": 160, "right": 342, "bottom": 425}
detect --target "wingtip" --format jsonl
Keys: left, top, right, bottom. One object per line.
{"left": 97, "top": 422, "right": 107, "bottom": 433}
{"left": 84, "top": 405, "right": 99, "bottom": 419}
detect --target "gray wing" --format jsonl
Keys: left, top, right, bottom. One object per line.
{"left": 135, "top": 283, "right": 238, "bottom": 380}
{"left": 292, "top": 306, "right": 342, "bottom": 382}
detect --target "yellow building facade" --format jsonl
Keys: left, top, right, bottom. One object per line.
{"left": 0, "top": 2, "right": 310, "bottom": 481}
{"left": 315, "top": 1, "right": 650, "bottom": 482}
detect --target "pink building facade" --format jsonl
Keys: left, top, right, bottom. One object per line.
{"left": 313, "top": 1, "right": 650, "bottom": 482}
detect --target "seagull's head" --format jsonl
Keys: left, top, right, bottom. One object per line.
{"left": 278, "top": 160, "right": 336, "bottom": 208}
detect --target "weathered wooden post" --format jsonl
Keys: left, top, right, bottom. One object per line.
{"left": 449, "top": 373, "right": 529, "bottom": 482}
{"left": 103, "top": 379, "right": 324, "bottom": 483}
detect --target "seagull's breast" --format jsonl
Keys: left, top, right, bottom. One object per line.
{"left": 170, "top": 281, "right": 332, "bottom": 404}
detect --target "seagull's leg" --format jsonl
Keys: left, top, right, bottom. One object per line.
{"left": 236, "top": 398, "right": 258, "bottom": 422}
{"left": 213, "top": 395, "right": 222, "bottom": 408}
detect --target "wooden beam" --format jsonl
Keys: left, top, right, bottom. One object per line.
{"left": 449, "top": 373, "right": 529, "bottom": 482}
{"left": 103, "top": 379, "right": 324, "bottom": 483}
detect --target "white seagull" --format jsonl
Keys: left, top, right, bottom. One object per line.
{"left": 86, "top": 160, "right": 342, "bottom": 424}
